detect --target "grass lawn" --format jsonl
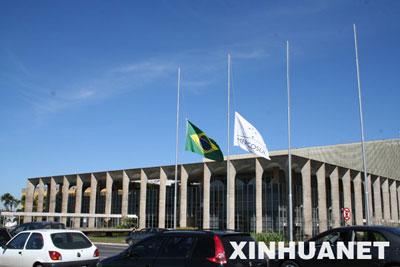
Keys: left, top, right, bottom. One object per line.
{"left": 88, "top": 235, "right": 127, "bottom": 244}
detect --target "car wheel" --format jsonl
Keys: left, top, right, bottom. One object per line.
{"left": 34, "top": 263, "right": 43, "bottom": 267}
{"left": 281, "top": 260, "right": 299, "bottom": 267}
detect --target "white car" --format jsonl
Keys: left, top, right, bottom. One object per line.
{"left": 0, "top": 229, "right": 99, "bottom": 267}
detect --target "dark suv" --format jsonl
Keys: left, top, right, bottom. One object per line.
{"left": 0, "top": 228, "right": 11, "bottom": 247}
{"left": 100, "top": 230, "right": 267, "bottom": 267}
{"left": 271, "top": 225, "right": 400, "bottom": 267}
{"left": 9, "top": 221, "right": 65, "bottom": 236}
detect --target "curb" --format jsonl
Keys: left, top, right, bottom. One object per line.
{"left": 94, "top": 242, "right": 129, "bottom": 247}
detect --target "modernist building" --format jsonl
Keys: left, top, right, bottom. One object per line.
{"left": 21, "top": 139, "right": 400, "bottom": 239}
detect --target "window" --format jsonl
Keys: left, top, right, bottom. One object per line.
{"left": 26, "top": 233, "right": 44, "bottom": 250}
{"left": 158, "top": 237, "right": 195, "bottom": 258}
{"left": 51, "top": 232, "right": 91, "bottom": 249}
{"left": 7, "top": 233, "right": 30, "bottom": 249}
{"left": 354, "top": 231, "right": 387, "bottom": 242}
{"left": 131, "top": 236, "right": 162, "bottom": 258}
{"left": 315, "top": 230, "right": 350, "bottom": 246}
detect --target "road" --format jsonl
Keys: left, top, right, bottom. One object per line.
{"left": 96, "top": 243, "right": 129, "bottom": 260}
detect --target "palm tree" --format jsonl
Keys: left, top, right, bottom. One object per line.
{"left": 1, "top": 193, "right": 20, "bottom": 211}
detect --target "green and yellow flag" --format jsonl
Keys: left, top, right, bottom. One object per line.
{"left": 185, "top": 120, "right": 224, "bottom": 161}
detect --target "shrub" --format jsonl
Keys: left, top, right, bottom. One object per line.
{"left": 251, "top": 232, "right": 284, "bottom": 243}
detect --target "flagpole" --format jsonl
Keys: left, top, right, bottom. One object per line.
{"left": 227, "top": 53, "right": 232, "bottom": 230}
{"left": 173, "top": 67, "right": 181, "bottom": 229}
{"left": 353, "top": 24, "right": 371, "bottom": 225}
{"left": 286, "top": 41, "right": 293, "bottom": 241}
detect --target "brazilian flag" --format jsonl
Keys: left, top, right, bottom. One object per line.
{"left": 185, "top": 120, "right": 224, "bottom": 162}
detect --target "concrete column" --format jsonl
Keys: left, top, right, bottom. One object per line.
{"left": 37, "top": 179, "right": 44, "bottom": 213}
{"left": 301, "top": 160, "right": 312, "bottom": 238}
{"left": 74, "top": 175, "right": 83, "bottom": 228}
{"left": 180, "top": 165, "right": 188, "bottom": 228}
{"left": 390, "top": 180, "right": 398, "bottom": 223}
{"left": 373, "top": 176, "right": 382, "bottom": 224}
{"left": 24, "top": 180, "right": 35, "bottom": 223}
{"left": 227, "top": 161, "right": 236, "bottom": 230}
{"left": 353, "top": 173, "right": 364, "bottom": 225}
{"left": 382, "top": 178, "right": 391, "bottom": 224}
{"left": 158, "top": 167, "right": 167, "bottom": 228}
{"left": 397, "top": 183, "right": 400, "bottom": 224}
{"left": 203, "top": 163, "right": 211, "bottom": 229}
{"left": 121, "top": 171, "right": 129, "bottom": 217}
{"left": 105, "top": 172, "right": 113, "bottom": 217}
{"left": 342, "top": 169, "right": 352, "bottom": 225}
{"left": 255, "top": 159, "right": 263, "bottom": 233}
{"left": 316, "top": 164, "right": 327, "bottom": 232}
{"left": 61, "top": 176, "right": 70, "bottom": 225}
{"left": 88, "top": 174, "right": 97, "bottom": 228}
{"left": 48, "top": 177, "right": 57, "bottom": 221}
{"left": 330, "top": 167, "right": 340, "bottom": 228}
{"left": 139, "top": 169, "right": 147, "bottom": 229}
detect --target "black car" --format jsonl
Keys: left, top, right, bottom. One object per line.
{"left": 9, "top": 221, "right": 66, "bottom": 236}
{"left": 0, "top": 228, "right": 11, "bottom": 247}
{"left": 125, "top": 228, "right": 166, "bottom": 246}
{"left": 271, "top": 225, "right": 400, "bottom": 267}
{"left": 101, "top": 230, "right": 267, "bottom": 267}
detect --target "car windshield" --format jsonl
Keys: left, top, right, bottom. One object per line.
{"left": 51, "top": 232, "right": 92, "bottom": 249}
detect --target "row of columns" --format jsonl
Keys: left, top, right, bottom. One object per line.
{"left": 24, "top": 159, "right": 400, "bottom": 236}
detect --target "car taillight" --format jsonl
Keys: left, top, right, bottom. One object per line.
{"left": 49, "top": 251, "right": 62, "bottom": 261}
{"left": 207, "top": 235, "right": 227, "bottom": 265}
{"left": 93, "top": 248, "right": 100, "bottom": 257}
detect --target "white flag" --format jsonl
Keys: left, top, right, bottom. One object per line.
{"left": 233, "top": 112, "right": 270, "bottom": 160}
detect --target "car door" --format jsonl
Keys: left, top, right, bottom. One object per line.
{"left": 112, "top": 235, "right": 162, "bottom": 267}
{"left": 21, "top": 233, "right": 44, "bottom": 267}
{"left": 153, "top": 236, "right": 196, "bottom": 267}
{"left": 0, "top": 232, "right": 30, "bottom": 267}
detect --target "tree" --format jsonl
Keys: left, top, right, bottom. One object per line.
{"left": 1, "top": 193, "right": 20, "bottom": 211}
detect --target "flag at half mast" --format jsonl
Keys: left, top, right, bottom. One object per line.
{"left": 185, "top": 120, "right": 224, "bottom": 162}
{"left": 234, "top": 112, "right": 270, "bottom": 160}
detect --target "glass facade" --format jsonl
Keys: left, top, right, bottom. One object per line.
{"left": 210, "top": 178, "right": 226, "bottom": 230}
{"left": 146, "top": 184, "right": 159, "bottom": 228}
{"left": 235, "top": 176, "right": 256, "bottom": 232}
{"left": 187, "top": 182, "right": 202, "bottom": 228}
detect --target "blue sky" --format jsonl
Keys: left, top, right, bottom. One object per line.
{"left": 0, "top": 0, "right": 399, "bottom": 198}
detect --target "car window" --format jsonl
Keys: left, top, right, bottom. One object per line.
{"left": 51, "top": 232, "right": 92, "bottom": 249}
{"left": 158, "top": 236, "right": 196, "bottom": 258}
{"left": 371, "top": 232, "right": 387, "bottom": 242}
{"left": 7, "top": 233, "right": 30, "bottom": 249}
{"left": 315, "top": 230, "right": 350, "bottom": 246}
{"left": 131, "top": 236, "right": 162, "bottom": 258}
{"left": 26, "top": 233, "right": 44, "bottom": 250}
{"left": 354, "top": 231, "right": 387, "bottom": 242}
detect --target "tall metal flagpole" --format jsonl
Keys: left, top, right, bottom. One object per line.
{"left": 286, "top": 41, "right": 293, "bottom": 241}
{"left": 227, "top": 53, "right": 231, "bottom": 229}
{"left": 353, "top": 24, "right": 371, "bottom": 225}
{"left": 173, "top": 67, "right": 181, "bottom": 229}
